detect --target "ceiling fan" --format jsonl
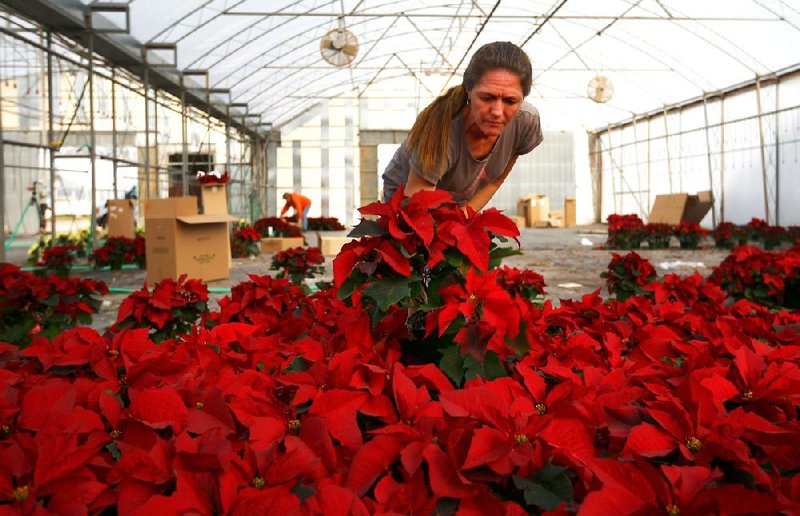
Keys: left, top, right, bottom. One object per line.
{"left": 320, "top": 28, "right": 359, "bottom": 67}
{"left": 587, "top": 75, "right": 614, "bottom": 103}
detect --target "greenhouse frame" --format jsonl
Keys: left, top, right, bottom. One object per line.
{"left": 1, "top": 0, "right": 799, "bottom": 258}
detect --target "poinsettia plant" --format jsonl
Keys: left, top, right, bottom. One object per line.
{"left": 606, "top": 213, "right": 645, "bottom": 249}
{"left": 307, "top": 216, "right": 346, "bottom": 231}
{"left": 34, "top": 244, "right": 78, "bottom": 277}
{"left": 761, "top": 225, "right": 787, "bottom": 250}
{"left": 334, "top": 186, "right": 524, "bottom": 381}
{"left": 0, "top": 230, "right": 799, "bottom": 513}
{"left": 270, "top": 246, "right": 325, "bottom": 286}
{"left": 674, "top": 221, "right": 708, "bottom": 249}
{"left": 0, "top": 263, "right": 108, "bottom": 346}
{"left": 601, "top": 251, "right": 658, "bottom": 300}
{"left": 710, "top": 244, "right": 800, "bottom": 308}
{"left": 254, "top": 216, "right": 302, "bottom": 238}
{"left": 644, "top": 222, "right": 672, "bottom": 249}
{"left": 90, "top": 236, "right": 146, "bottom": 270}
{"left": 110, "top": 274, "right": 209, "bottom": 342}
{"left": 745, "top": 217, "right": 769, "bottom": 241}
{"left": 231, "top": 224, "right": 261, "bottom": 258}
{"left": 196, "top": 170, "right": 229, "bottom": 184}
{"left": 28, "top": 230, "right": 91, "bottom": 265}
{"left": 495, "top": 265, "right": 546, "bottom": 302}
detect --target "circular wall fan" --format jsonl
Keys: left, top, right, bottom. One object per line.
{"left": 587, "top": 75, "right": 614, "bottom": 103}
{"left": 320, "top": 28, "right": 359, "bottom": 67}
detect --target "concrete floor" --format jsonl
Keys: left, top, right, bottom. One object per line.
{"left": 4, "top": 224, "right": 731, "bottom": 333}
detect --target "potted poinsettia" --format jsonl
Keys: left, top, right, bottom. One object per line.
{"left": 90, "top": 236, "right": 145, "bottom": 269}
{"left": 710, "top": 244, "right": 800, "bottom": 308}
{"left": 333, "top": 186, "right": 526, "bottom": 383}
{"left": 600, "top": 251, "right": 657, "bottom": 300}
{"left": 674, "top": 221, "right": 708, "bottom": 249}
{"left": 231, "top": 224, "right": 261, "bottom": 258}
{"left": 270, "top": 246, "right": 325, "bottom": 286}
{"left": 644, "top": 222, "right": 672, "bottom": 249}
{"left": 0, "top": 263, "right": 107, "bottom": 346}
{"left": 307, "top": 216, "right": 346, "bottom": 231}
{"left": 761, "top": 225, "right": 787, "bottom": 250}
{"left": 34, "top": 244, "right": 78, "bottom": 277}
{"left": 606, "top": 214, "right": 645, "bottom": 249}
{"left": 110, "top": 274, "right": 209, "bottom": 342}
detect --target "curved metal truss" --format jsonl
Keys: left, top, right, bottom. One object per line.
{"left": 3, "top": 0, "right": 799, "bottom": 131}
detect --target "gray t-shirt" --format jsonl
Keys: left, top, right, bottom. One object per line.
{"left": 382, "top": 101, "right": 543, "bottom": 203}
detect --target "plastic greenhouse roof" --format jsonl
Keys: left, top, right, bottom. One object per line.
{"left": 29, "top": 0, "right": 800, "bottom": 130}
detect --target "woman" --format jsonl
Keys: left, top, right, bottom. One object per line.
{"left": 382, "top": 41, "right": 543, "bottom": 211}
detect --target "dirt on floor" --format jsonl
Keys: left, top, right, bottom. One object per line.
{"left": 6, "top": 224, "right": 732, "bottom": 333}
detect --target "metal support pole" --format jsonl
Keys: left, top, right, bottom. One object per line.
{"left": 775, "top": 77, "right": 781, "bottom": 226}
{"left": 153, "top": 89, "right": 159, "bottom": 195}
{"left": 632, "top": 115, "right": 642, "bottom": 213}
{"left": 111, "top": 66, "right": 118, "bottom": 198}
{"left": 608, "top": 125, "right": 618, "bottom": 214}
{"left": 720, "top": 95, "right": 726, "bottom": 221}
{"left": 143, "top": 65, "right": 150, "bottom": 199}
{"left": 588, "top": 131, "right": 601, "bottom": 223}
{"left": 206, "top": 85, "right": 212, "bottom": 175}
{"left": 0, "top": 58, "right": 6, "bottom": 264}
{"left": 46, "top": 31, "right": 56, "bottom": 238}
{"left": 344, "top": 98, "right": 354, "bottom": 225}
{"left": 88, "top": 33, "right": 98, "bottom": 248}
{"left": 181, "top": 88, "right": 188, "bottom": 196}
{"left": 755, "top": 75, "right": 770, "bottom": 223}
{"left": 702, "top": 94, "right": 717, "bottom": 227}
{"left": 663, "top": 106, "right": 673, "bottom": 193}
{"left": 225, "top": 110, "right": 231, "bottom": 211}
{"left": 646, "top": 118, "right": 651, "bottom": 212}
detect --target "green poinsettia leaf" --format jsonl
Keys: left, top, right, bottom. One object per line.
{"left": 482, "top": 350, "right": 506, "bottom": 379}
{"left": 283, "top": 356, "right": 307, "bottom": 374}
{"left": 439, "top": 344, "right": 465, "bottom": 386}
{"left": 463, "top": 354, "right": 484, "bottom": 382}
{"left": 513, "top": 464, "right": 573, "bottom": 511}
{"left": 362, "top": 278, "right": 412, "bottom": 312}
{"left": 337, "top": 276, "right": 361, "bottom": 301}
{"left": 489, "top": 245, "right": 522, "bottom": 268}
{"left": 348, "top": 219, "right": 387, "bottom": 238}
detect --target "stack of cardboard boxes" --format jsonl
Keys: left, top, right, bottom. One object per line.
{"left": 515, "top": 195, "right": 577, "bottom": 228}
{"left": 144, "top": 184, "right": 237, "bottom": 283}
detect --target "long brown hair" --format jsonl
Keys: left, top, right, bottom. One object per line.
{"left": 406, "top": 42, "right": 532, "bottom": 175}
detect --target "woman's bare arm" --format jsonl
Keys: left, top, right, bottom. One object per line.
{"left": 403, "top": 166, "right": 437, "bottom": 197}
{"left": 467, "top": 156, "right": 518, "bottom": 211}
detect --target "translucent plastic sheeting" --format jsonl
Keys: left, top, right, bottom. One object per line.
{"left": 56, "top": 0, "right": 800, "bottom": 130}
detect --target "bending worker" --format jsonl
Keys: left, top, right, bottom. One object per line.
{"left": 382, "top": 41, "right": 543, "bottom": 210}
{"left": 280, "top": 192, "right": 312, "bottom": 231}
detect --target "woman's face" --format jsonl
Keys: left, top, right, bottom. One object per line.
{"left": 466, "top": 69, "right": 524, "bottom": 138}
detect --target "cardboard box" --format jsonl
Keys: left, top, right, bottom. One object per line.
{"left": 318, "top": 236, "right": 355, "bottom": 256}
{"left": 507, "top": 215, "right": 526, "bottom": 229}
{"left": 260, "top": 237, "right": 306, "bottom": 254}
{"left": 649, "top": 191, "right": 713, "bottom": 225}
{"left": 564, "top": 197, "right": 576, "bottom": 227}
{"left": 683, "top": 190, "right": 713, "bottom": 224}
{"left": 517, "top": 194, "right": 550, "bottom": 227}
{"left": 548, "top": 209, "right": 564, "bottom": 228}
{"left": 107, "top": 199, "right": 136, "bottom": 239}
{"left": 201, "top": 184, "right": 228, "bottom": 215}
{"left": 144, "top": 197, "right": 237, "bottom": 283}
